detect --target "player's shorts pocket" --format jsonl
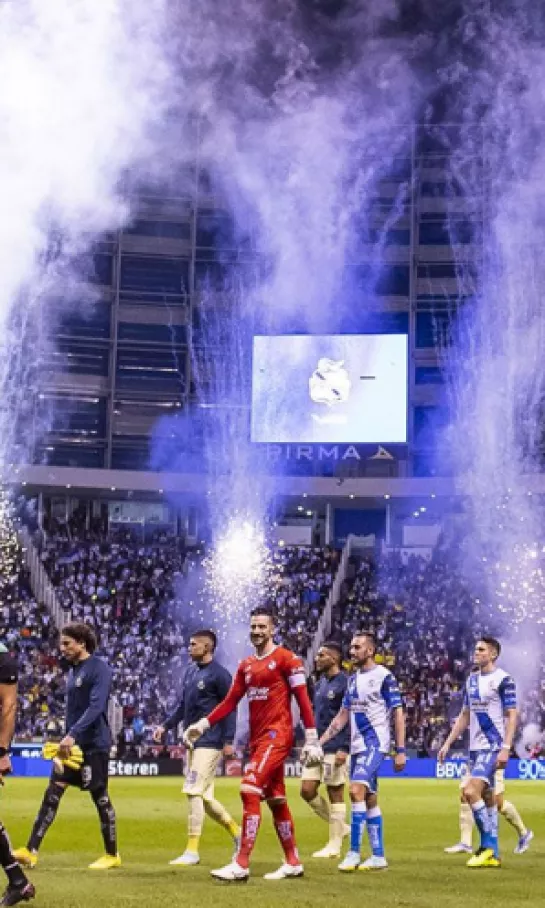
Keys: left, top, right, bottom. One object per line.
{"left": 183, "top": 747, "right": 221, "bottom": 796}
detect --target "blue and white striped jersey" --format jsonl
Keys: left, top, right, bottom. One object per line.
{"left": 342, "top": 665, "right": 403, "bottom": 754}
{"left": 463, "top": 668, "right": 517, "bottom": 752}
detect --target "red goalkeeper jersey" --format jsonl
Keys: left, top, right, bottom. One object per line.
{"left": 207, "top": 645, "right": 315, "bottom": 748}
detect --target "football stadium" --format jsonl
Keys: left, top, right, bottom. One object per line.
{"left": 0, "top": 1, "right": 544, "bottom": 906}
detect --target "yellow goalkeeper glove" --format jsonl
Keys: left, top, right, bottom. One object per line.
{"left": 42, "top": 742, "right": 84, "bottom": 771}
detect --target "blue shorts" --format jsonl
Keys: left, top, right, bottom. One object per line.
{"left": 467, "top": 750, "right": 498, "bottom": 789}
{"left": 350, "top": 748, "right": 384, "bottom": 794}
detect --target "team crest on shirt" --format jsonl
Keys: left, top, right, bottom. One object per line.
{"left": 268, "top": 661, "right": 276, "bottom": 670}
{"left": 327, "top": 690, "right": 335, "bottom": 700}
{"left": 76, "top": 677, "right": 83, "bottom": 687}
{"left": 245, "top": 672, "right": 252, "bottom": 684}
{"left": 197, "top": 680, "right": 205, "bottom": 690}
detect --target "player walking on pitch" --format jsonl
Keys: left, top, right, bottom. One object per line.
{"left": 444, "top": 764, "right": 533, "bottom": 856}
{"left": 153, "top": 629, "right": 240, "bottom": 865}
{"left": 15, "top": 624, "right": 120, "bottom": 870}
{"left": 300, "top": 642, "right": 350, "bottom": 858}
{"left": 0, "top": 643, "right": 35, "bottom": 906}
{"left": 438, "top": 636, "right": 518, "bottom": 869}
{"left": 444, "top": 672, "right": 532, "bottom": 856}
{"left": 184, "top": 608, "right": 322, "bottom": 882}
{"left": 317, "top": 632, "right": 406, "bottom": 872}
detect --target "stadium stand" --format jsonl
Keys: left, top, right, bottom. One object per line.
{"left": 9, "top": 509, "right": 543, "bottom": 754}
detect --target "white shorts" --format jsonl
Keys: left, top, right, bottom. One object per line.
{"left": 459, "top": 765, "right": 505, "bottom": 795}
{"left": 183, "top": 747, "right": 221, "bottom": 797}
{"left": 301, "top": 752, "right": 348, "bottom": 787}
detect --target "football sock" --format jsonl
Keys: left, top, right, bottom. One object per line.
{"left": 91, "top": 789, "right": 117, "bottom": 857}
{"left": 470, "top": 799, "right": 493, "bottom": 850}
{"left": 501, "top": 800, "right": 527, "bottom": 836}
{"left": 366, "top": 806, "right": 384, "bottom": 858}
{"left": 460, "top": 801, "right": 474, "bottom": 848}
{"left": 350, "top": 802, "right": 367, "bottom": 854}
{"left": 269, "top": 800, "right": 300, "bottom": 866}
{"left": 203, "top": 797, "right": 240, "bottom": 838}
{"left": 28, "top": 781, "right": 66, "bottom": 852}
{"left": 307, "top": 795, "right": 330, "bottom": 823}
{"left": 0, "top": 824, "right": 27, "bottom": 888}
{"left": 237, "top": 790, "right": 262, "bottom": 869}
{"left": 329, "top": 803, "right": 347, "bottom": 848}
{"left": 486, "top": 804, "right": 499, "bottom": 857}
{"left": 187, "top": 795, "right": 205, "bottom": 849}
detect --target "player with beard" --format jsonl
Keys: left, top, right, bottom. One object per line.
{"left": 300, "top": 642, "right": 350, "bottom": 858}
{"left": 318, "top": 632, "right": 406, "bottom": 872}
{"left": 183, "top": 608, "right": 322, "bottom": 882}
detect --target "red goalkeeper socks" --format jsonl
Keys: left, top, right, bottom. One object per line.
{"left": 270, "top": 800, "right": 300, "bottom": 866}
{"left": 237, "top": 791, "right": 262, "bottom": 869}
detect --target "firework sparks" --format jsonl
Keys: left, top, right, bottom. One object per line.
{"left": 203, "top": 515, "right": 272, "bottom": 623}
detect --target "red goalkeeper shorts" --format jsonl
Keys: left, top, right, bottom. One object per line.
{"left": 242, "top": 739, "right": 291, "bottom": 800}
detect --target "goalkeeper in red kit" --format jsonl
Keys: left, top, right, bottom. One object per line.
{"left": 183, "top": 608, "right": 322, "bottom": 882}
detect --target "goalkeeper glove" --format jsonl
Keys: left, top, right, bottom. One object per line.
{"left": 300, "top": 728, "right": 324, "bottom": 768}
{"left": 42, "top": 742, "right": 84, "bottom": 771}
{"left": 182, "top": 718, "right": 210, "bottom": 748}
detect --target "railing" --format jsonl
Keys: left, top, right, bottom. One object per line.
{"left": 18, "top": 525, "right": 70, "bottom": 628}
{"left": 304, "top": 539, "right": 352, "bottom": 672}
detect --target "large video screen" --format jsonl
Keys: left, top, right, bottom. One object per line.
{"left": 251, "top": 334, "right": 408, "bottom": 444}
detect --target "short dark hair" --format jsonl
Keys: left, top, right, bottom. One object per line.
{"left": 250, "top": 607, "right": 275, "bottom": 622}
{"left": 479, "top": 635, "right": 501, "bottom": 657}
{"left": 61, "top": 623, "right": 97, "bottom": 654}
{"left": 191, "top": 629, "right": 217, "bottom": 651}
{"left": 322, "top": 641, "right": 342, "bottom": 659}
{"left": 353, "top": 631, "right": 376, "bottom": 655}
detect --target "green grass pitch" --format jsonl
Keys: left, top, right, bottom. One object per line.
{"left": 3, "top": 778, "right": 544, "bottom": 907}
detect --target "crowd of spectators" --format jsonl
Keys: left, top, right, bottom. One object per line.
{"left": 334, "top": 546, "right": 545, "bottom": 755}
{"left": 17, "top": 508, "right": 334, "bottom": 746}
{"left": 7, "top": 504, "right": 544, "bottom": 756}
{"left": 0, "top": 522, "right": 64, "bottom": 741}
{"left": 264, "top": 545, "right": 338, "bottom": 654}
{"left": 333, "top": 551, "right": 476, "bottom": 754}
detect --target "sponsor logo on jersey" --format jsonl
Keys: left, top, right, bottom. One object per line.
{"left": 248, "top": 686, "right": 270, "bottom": 702}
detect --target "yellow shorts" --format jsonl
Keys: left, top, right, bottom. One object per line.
{"left": 301, "top": 752, "right": 348, "bottom": 787}
{"left": 183, "top": 747, "right": 222, "bottom": 797}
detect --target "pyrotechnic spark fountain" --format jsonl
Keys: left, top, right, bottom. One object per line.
{"left": 203, "top": 516, "right": 273, "bottom": 624}
{"left": 441, "top": 3, "right": 545, "bottom": 652}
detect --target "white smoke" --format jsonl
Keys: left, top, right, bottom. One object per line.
{"left": 0, "top": 0, "right": 174, "bottom": 467}
{"left": 442, "top": 4, "right": 545, "bottom": 680}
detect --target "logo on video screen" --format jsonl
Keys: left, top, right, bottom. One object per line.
{"left": 309, "top": 358, "right": 351, "bottom": 406}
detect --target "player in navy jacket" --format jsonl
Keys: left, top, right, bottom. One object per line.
{"left": 154, "top": 629, "right": 240, "bottom": 866}
{"left": 300, "top": 642, "right": 350, "bottom": 858}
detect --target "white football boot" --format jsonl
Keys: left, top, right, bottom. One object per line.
{"left": 210, "top": 861, "right": 249, "bottom": 882}
{"left": 359, "top": 855, "right": 388, "bottom": 871}
{"left": 169, "top": 851, "right": 200, "bottom": 866}
{"left": 263, "top": 863, "right": 304, "bottom": 880}
{"left": 338, "top": 851, "right": 361, "bottom": 872}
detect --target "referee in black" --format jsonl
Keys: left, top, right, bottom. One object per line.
{"left": 15, "top": 623, "right": 119, "bottom": 870}
{"left": 0, "top": 643, "right": 35, "bottom": 905}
